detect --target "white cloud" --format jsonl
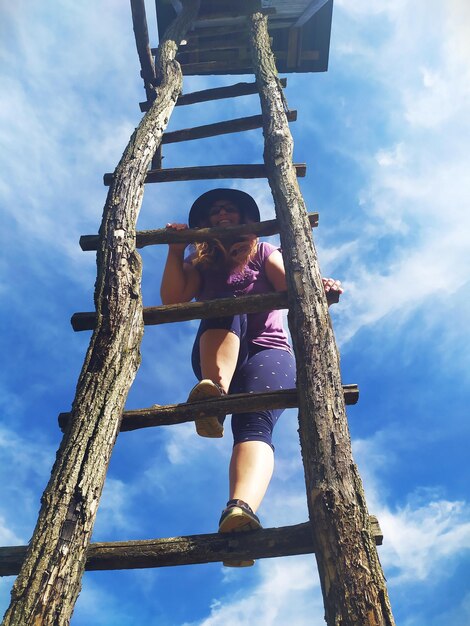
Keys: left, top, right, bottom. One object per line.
{"left": 73, "top": 577, "right": 135, "bottom": 626}
{"left": 0, "top": 517, "right": 22, "bottom": 546}
{"left": 0, "top": 0, "right": 140, "bottom": 287}
{"left": 353, "top": 433, "right": 470, "bottom": 586}
{"left": 0, "top": 426, "right": 54, "bottom": 490}
{"left": 182, "top": 426, "right": 470, "bottom": 625}
{"left": 92, "top": 477, "right": 135, "bottom": 540}
{"left": 380, "top": 499, "right": 470, "bottom": 584}
{"left": 315, "top": 0, "right": 470, "bottom": 343}
{"left": 184, "top": 557, "right": 324, "bottom": 626}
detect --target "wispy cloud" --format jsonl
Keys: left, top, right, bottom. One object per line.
{"left": 380, "top": 499, "right": 470, "bottom": 584}
{"left": 181, "top": 426, "right": 470, "bottom": 626}
{"left": 300, "top": 0, "right": 470, "bottom": 343}
{"left": 184, "top": 558, "right": 324, "bottom": 626}
{"left": 353, "top": 433, "right": 470, "bottom": 586}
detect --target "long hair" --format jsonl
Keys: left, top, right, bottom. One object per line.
{"left": 191, "top": 236, "right": 257, "bottom": 271}
{"left": 190, "top": 203, "right": 258, "bottom": 271}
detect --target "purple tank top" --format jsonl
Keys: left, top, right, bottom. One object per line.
{"left": 188, "top": 242, "right": 291, "bottom": 352}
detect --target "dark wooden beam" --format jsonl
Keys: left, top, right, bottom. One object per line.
{"left": 0, "top": 518, "right": 382, "bottom": 576}
{"left": 195, "top": 7, "right": 276, "bottom": 23}
{"left": 293, "top": 0, "right": 330, "bottom": 28}
{"left": 181, "top": 37, "right": 251, "bottom": 53}
{"left": 71, "top": 288, "right": 339, "bottom": 332}
{"left": 161, "top": 110, "right": 297, "bottom": 144}
{"left": 80, "top": 212, "right": 318, "bottom": 252}
{"left": 103, "top": 163, "right": 306, "bottom": 185}
{"left": 72, "top": 292, "right": 288, "bottom": 332}
{"left": 180, "top": 60, "right": 255, "bottom": 74}
{"left": 130, "top": 0, "right": 156, "bottom": 101}
{"left": 58, "top": 384, "right": 359, "bottom": 432}
{"left": 140, "top": 79, "right": 287, "bottom": 111}
{"left": 184, "top": 19, "right": 293, "bottom": 38}
{"left": 287, "top": 27, "right": 301, "bottom": 69}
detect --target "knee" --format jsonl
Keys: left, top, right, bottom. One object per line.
{"left": 232, "top": 412, "right": 275, "bottom": 450}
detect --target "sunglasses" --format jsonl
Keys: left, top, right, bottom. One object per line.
{"left": 208, "top": 204, "right": 240, "bottom": 217}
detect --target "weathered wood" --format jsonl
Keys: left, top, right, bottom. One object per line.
{"left": 104, "top": 163, "right": 306, "bottom": 185}
{"left": 130, "top": 0, "right": 156, "bottom": 101}
{"left": 369, "top": 516, "right": 383, "bottom": 546}
{"left": 248, "top": 9, "right": 395, "bottom": 626}
{"left": 140, "top": 79, "right": 288, "bottom": 111}
{"left": 72, "top": 292, "right": 289, "bottom": 331}
{"left": 181, "top": 36, "right": 253, "bottom": 53}
{"left": 184, "top": 19, "right": 293, "bottom": 39}
{"left": 195, "top": 7, "right": 276, "bottom": 23}
{"left": 0, "top": 519, "right": 383, "bottom": 576}
{"left": 151, "top": 144, "right": 163, "bottom": 170}
{"left": 181, "top": 60, "right": 256, "bottom": 74}
{"left": 79, "top": 211, "right": 318, "bottom": 251}
{"left": 186, "top": 77, "right": 286, "bottom": 103}
{"left": 72, "top": 288, "right": 339, "bottom": 331}
{"left": 293, "top": 0, "right": 330, "bottom": 28}
{"left": 1, "top": 3, "right": 201, "bottom": 625}
{"left": 58, "top": 384, "right": 359, "bottom": 432}
{"left": 287, "top": 27, "right": 300, "bottom": 69}
{"left": 162, "top": 111, "right": 297, "bottom": 144}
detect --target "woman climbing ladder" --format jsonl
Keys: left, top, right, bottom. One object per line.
{"left": 160, "top": 188, "right": 342, "bottom": 566}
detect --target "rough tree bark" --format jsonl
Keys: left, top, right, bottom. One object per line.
{"left": 1, "top": 2, "right": 200, "bottom": 624}
{"left": 248, "top": 10, "right": 395, "bottom": 626}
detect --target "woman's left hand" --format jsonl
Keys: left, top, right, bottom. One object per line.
{"left": 322, "top": 277, "right": 343, "bottom": 305}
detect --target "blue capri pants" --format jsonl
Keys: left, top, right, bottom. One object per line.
{"left": 191, "top": 314, "right": 296, "bottom": 450}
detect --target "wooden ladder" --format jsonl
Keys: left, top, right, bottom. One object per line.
{"left": 0, "top": 2, "right": 395, "bottom": 625}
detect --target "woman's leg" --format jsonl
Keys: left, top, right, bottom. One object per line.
{"left": 190, "top": 315, "right": 248, "bottom": 438}
{"left": 229, "top": 440, "right": 274, "bottom": 513}
{"left": 218, "top": 348, "right": 295, "bottom": 566}
{"left": 199, "top": 329, "right": 240, "bottom": 394}
{"left": 227, "top": 348, "right": 296, "bottom": 513}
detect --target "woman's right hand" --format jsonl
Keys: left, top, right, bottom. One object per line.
{"left": 166, "top": 222, "right": 189, "bottom": 254}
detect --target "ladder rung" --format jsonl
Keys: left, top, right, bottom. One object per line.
{"left": 0, "top": 519, "right": 382, "bottom": 575}
{"left": 79, "top": 212, "right": 319, "bottom": 252}
{"left": 140, "top": 78, "right": 287, "bottom": 111}
{"left": 161, "top": 111, "right": 297, "bottom": 145}
{"left": 71, "top": 290, "right": 339, "bottom": 332}
{"left": 103, "top": 164, "right": 307, "bottom": 186}
{"left": 58, "top": 385, "right": 359, "bottom": 432}
{"left": 72, "top": 292, "right": 288, "bottom": 331}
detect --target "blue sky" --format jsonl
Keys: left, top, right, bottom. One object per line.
{"left": 1, "top": 1, "right": 470, "bottom": 624}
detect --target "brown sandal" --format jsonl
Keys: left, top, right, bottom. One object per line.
{"left": 218, "top": 500, "right": 262, "bottom": 567}
{"left": 187, "top": 379, "right": 225, "bottom": 438}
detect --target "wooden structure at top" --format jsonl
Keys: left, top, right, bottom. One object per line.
{"left": 0, "top": 2, "right": 395, "bottom": 625}
{"left": 139, "top": 0, "right": 333, "bottom": 110}
{"left": 155, "top": 0, "right": 333, "bottom": 74}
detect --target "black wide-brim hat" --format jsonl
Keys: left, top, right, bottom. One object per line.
{"left": 188, "top": 188, "right": 261, "bottom": 228}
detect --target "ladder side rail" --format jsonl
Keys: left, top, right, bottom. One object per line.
{"left": 130, "top": 0, "right": 157, "bottom": 102}
{"left": 247, "top": 9, "right": 395, "bottom": 626}
{"left": 1, "top": 2, "right": 201, "bottom": 624}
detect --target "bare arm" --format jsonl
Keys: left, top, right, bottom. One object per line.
{"left": 160, "top": 223, "right": 201, "bottom": 305}
{"left": 265, "top": 249, "right": 343, "bottom": 305}
{"left": 264, "top": 249, "right": 287, "bottom": 291}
